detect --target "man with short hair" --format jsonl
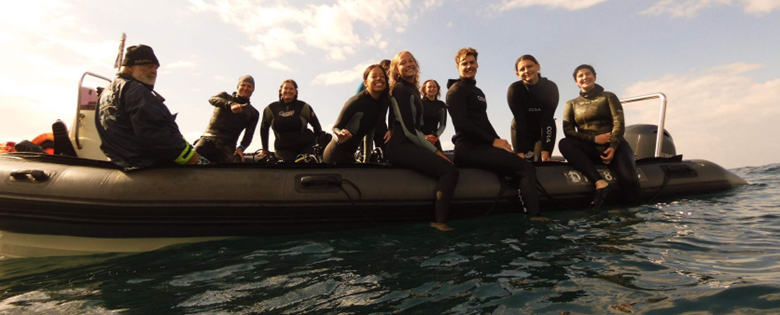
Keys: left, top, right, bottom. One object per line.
{"left": 96, "top": 44, "right": 203, "bottom": 169}
{"left": 194, "top": 75, "right": 259, "bottom": 163}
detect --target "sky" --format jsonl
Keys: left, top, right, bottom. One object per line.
{"left": 1, "top": 0, "right": 779, "bottom": 169}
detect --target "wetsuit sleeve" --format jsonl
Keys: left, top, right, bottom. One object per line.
{"left": 436, "top": 103, "right": 447, "bottom": 137}
{"left": 391, "top": 86, "right": 438, "bottom": 153}
{"left": 125, "top": 85, "right": 192, "bottom": 164}
{"left": 208, "top": 92, "right": 234, "bottom": 110}
{"left": 562, "top": 100, "right": 594, "bottom": 143}
{"left": 507, "top": 83, "right": 530, "bottom": 153}
{"left": 541, "top": 82, "right": 559, "bottom": 153}
{"left": 447, "top": 85, "right": 497, "bottom": 144}
{"left": 260, "top": 105, "right": 273, "bottom": 150}
{"left": 332, "top": 96, "right": 363, "bottom": 135}
{"left": 307, "top": 105, "right": 322, "bottom": 134}
{"left": 240, "top": 107, "right": 259, "bottom": 149}
{"left": 606, "top": 93, "right": 625, "bottom": 150}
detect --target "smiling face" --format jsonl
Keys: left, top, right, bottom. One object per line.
{"left": 365, "top": 66, "right": 387, "bottom": 95}
{"left": 237, "top": 82, "right": 254, "bottom": 98}
{"left": 424, "top": 81, "right": 439, "bottom": 99}
{"left": 280, "top": 82, "right": 297, "bottom": 103}
{"left": 516, "top": 59, "right": 540, "bottom": 85}
{"left": 457, "top": 55, "right": 478, "bottom": 79}
{"left": 128, "top": 64, "right": 158, "bottom": 86}
{"left": 575, "top": 68, "right": 597, "bottom": 92}
{"left": 397, "top": 52, "right": 418, "bottom": 82}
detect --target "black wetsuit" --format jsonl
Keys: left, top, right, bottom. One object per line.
{"left": 559, "top": 84, "right": 640, "bottom": 205}
{"left": 446, "top": 77, "right": 540, "bottom": 216}
{"left": 507, "top": 77, "right": 558, "bottom": 160}
{"left": 356, "top": 82, "right": 389, "bottom": 153}
{"left": 260, "top": 99, "right": 322, "bottom": 161}
{"left": 194, "top": 92, "right": 259, "bottom": 163}
{"left": 323, "top": 90, "right": 386, "bottom": 163}
{"left": 421, "top": 97, "right": 448, "bottom": 151}
{"left": 385, "top": 80, "right": 459, "bottom": 223}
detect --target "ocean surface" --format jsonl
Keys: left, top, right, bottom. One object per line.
{"left": 0, "top": 163, "right": 778, "bottom": 315}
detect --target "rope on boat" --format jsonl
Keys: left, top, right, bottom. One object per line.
{"left": 338, "top": 179, "right": 377, "bottom": 225}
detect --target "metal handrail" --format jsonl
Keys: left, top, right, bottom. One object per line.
{"left": 619, "top": 92, "right": 667, "bottom": 157}
{"left": 75, "top": 72, "right": 112, "bottom": 149}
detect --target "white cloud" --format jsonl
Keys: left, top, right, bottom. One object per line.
{"left": 311, "top": 61, "right": 374, "bottom": 86}
{"left": 189, "top": 0, "right": 412, "bottom": 70}
{"left": 166, "top": 61, "right": 197, "bottom": 70}
{"left": 491, "top": 0, "right": 610, "bottom": 12}
{"left": 622, "top": 62, "right": 780, "bottom": 168}
{"left": 641, "top": 0, "right": 780, "bottom": 18}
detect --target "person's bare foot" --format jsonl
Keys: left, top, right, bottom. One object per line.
{"left": 530, "top": 216, "right": 551, "bottom": 222}
{"left": 431, "top": 222, "right": 454, "bottom": 231}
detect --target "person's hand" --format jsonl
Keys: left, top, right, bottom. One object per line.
{"left": 231, "top": 103, "right": 247, "bottom": 113}
{"left": 383, "top": 130, "right": 392, "bottom": 144}
{"left": 425, "top": 134, "right": 438, "bottom": 145}
{"left": 517, "top": 152, "right": 525, "bottom": 159}
{"left": 258, "top": 149, "right": 268, "bottom": 158}
{"left": 594, "top": 132, "right": 612, "bottom": 145}
{"left": 601, "top": 147, "right": 615, "bottom": 164}
{"left": 336, "top": 130, "right": 353, "bottom": 144}
{"left": 541, "top": 151, "right": 551, "bottom": 162}
{"left": 186, "top": 151, "right": 201, "bottom": 165}
{"left": 436, "top": 150, "right": 451, "bottom": 163}
{"left": 234, "top": 147, "right": 245, "bottom": 162}
{"left": 492, "top": 138, "right": 512, "bottom": 153}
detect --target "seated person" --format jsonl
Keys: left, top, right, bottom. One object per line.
{"left": 96, "top": 44, "right": 202, "bottom": 169}
{"left": 194, "top": 75, "right": 259, "bottom": 163}
{"left": 324, "top": 65, "right": 389, "bottom": 164}
{"left": 355, "top": 59, "right": 392, "bottom": 154}
{"left": 446, "top": 47, "right": 545, "bottom": 220}
{"left": 385, "top": 51, "right": 459, "bottom": 231}
{"left": 559, "top": 64, "right": 641, "bottom": 210}
{"left": 258, "top": 80, "right": 322, "bottom": 162}
{"left": 507, "top": 55, "right": 559, "bottom": 161}
{"left": 420, "top": 79, "right": 448, "bottom": 151}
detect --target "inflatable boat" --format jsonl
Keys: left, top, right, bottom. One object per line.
{"left": 0, "top": 73, "right": 747, "bottom": 238}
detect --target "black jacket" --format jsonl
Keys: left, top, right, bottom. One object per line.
{"left": 96, "top": 73, "right": 192, "bottom": 169}
{"left": 446, "top": 77, "right": 499, "bottom": 146}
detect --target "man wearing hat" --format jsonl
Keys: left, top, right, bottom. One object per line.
{"left": 194, "top": 75, "right": 259, "bottom": 163}
{"left": 96, "top": 44, "right": 203, "bottom": 169}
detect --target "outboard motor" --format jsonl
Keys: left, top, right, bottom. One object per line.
{"left": 624, "top": 124, "right": 677, "bottom": 159}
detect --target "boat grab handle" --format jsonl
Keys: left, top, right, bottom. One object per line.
{"left": 10, "top": 169, "right": 52, "bottom": 182}
{"left": 300, "top": 175, "right": 339, "bottom": 188}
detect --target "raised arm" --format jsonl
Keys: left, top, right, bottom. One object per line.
{"left": 208, "top": 92, "right": 234, "bottom": 110}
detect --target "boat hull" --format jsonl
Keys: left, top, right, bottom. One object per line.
{"left": 0, "top": 153, "right": 746, "bottom": 237}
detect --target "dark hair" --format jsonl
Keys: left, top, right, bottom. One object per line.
{"left": 420, "top": 79, "right": 441, "bottom": 100}
{"left": 455, "top": 47, "right": 478, "bottom": 64}
{"left": 363, "top": 64, "right": 389, "bottom": 99}
{"left": 379, "top": 59, "right": 391, "bottom": 71}
{"left": 572, "top": 64, "right": 596, "bottom": 80}
{"left": 279, "top": 79, "right": 298, "bottom": 100}
{"left": 515, "top": 54, "right": 538, "bottom": 71}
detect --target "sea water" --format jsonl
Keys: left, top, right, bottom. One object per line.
{"left": 0, "top": 164, "right": 778, "bottom": 314}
